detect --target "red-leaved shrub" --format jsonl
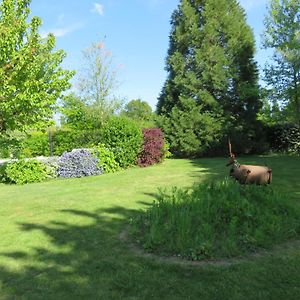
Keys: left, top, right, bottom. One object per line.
{"left": 137, "top": 128, "right": 164, "bottom": 167}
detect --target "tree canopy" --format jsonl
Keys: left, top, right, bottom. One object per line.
{"left": 61, "top": 41, "right": 123, "bottom": 129}
{"left": 263, "top": 0, "right": 300, "bottom": 125}
{"left": 123, "top": 99, "right": 152, "bottom": 121}
{"left": 0, "top": 0, "right": 74, "bottom": 133}
{"left": 157, "top": 0, "right": 260, "bottom": 119}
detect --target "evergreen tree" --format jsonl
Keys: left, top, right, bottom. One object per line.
{"left": 157, "top": 0, "right": 260, "bottom": 155}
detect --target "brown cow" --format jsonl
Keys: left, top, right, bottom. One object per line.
{"left": 226, "top": 154, "right": 272, "bottom": 185}
{"left": 226, "top": 140, "right": 272, "bottom": 185}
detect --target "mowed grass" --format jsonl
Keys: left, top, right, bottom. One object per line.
{"left": 0, "top": 156, "right": 299, "bottom": 300}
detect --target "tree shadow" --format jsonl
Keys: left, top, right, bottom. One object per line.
{"left": 0, "top": 206, "right": 151, "bottom": 299}
{"left": 187, "top": 157, "right": 228, "bottom": 182}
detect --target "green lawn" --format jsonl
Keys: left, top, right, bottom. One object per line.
{"left": 0, "top": 156, "right": 299, "bottom": 300}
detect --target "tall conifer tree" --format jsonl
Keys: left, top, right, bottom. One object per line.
{"left": 157, "top": 0, "right": 260, "bottom": 155}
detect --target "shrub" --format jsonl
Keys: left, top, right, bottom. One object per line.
{"left": 267, "top": 123, "right": 300, "bottom": 154}
{"left": 137, "top": 128, "right": 165, "bottom": 167}
{"left": 131, "top": 179, "right": 300, "bottom": 260}
{"left": 21, "top": 131, "right": 50, "bottom": 157}
{"left": 44, "top": 158, "right": 59, "bottom": 179}
{"left": 162, "top": 140, "right": 172, "bottom": 159}
{"left": 51, "top": 130, "right": 83, "bottom": 156}
{"left": 57, "top": 149, "right": 103, "bottom": 178}
{"left": 93, "top": 144, "right": 121, "bottom": 173}
{"left": 100, "top": 117, "right": 143, "bottom": 168}
{"left": 1, "top": 160, "right": 48, "bottom": 184}
{"left": 0, "top": 132, "right": 25, "bottom": 158}
{"left": 0, "top": 164, "right": 8, "bottom": 182}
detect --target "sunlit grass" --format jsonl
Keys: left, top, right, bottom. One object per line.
{"left": 0, "top": 156, "right": 299, "bottom": 299}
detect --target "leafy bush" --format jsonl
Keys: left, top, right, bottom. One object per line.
{"left": 93, "top": 144, "right": 121, "bottom": 173}
{"left": 21, "top": 131, "right": 50, "bottom": 157}
{"left": 267, "top": 123, "right": 300, "bottom": 154}
{"left": 44, "top": 159, "right": 59, "bottom": 179}
{"left": 100, "top": 116, "right": 143, "bottom": 168}
{"left": 1, "top": 160, "right": 48, "bottom": 184}
{"left": 131, "top": 179, "right": 300, "bottom": 260}
{"left": 0, "top": 164, "right": 8, "bottom": 182}
{"left": 57, "top": 149, "right": 103, "bottom": 178}
{"left": 162, "top": 140, "right": 172, "bottom": 159}
{"left": 0, "top": 132, "right": 25, "bottom": 158}
{"left": 51, "top": 130, "right": 83, "bottom": 156}
{"left": 137, "top": 128, "right": 165, "bottom": 167}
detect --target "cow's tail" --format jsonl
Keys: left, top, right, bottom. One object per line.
{"left": 267, "top": 169, "right": 272, "bottom": 184}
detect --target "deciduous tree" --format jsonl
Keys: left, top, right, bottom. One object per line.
{"left": 263, "top": 0, "right": 300, "bottom": 125}
{"left": 0, "top": 0, "right": 74, "bottom": 133}
{"left": 61, "top": 41, "right": 123, "bottom": 129}
{"left": 123, "top": 99, "right": 153, "bottom": 122}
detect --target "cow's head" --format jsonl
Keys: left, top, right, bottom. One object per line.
{"left": 226, "top": 154, "right": 236, "bottom": 167}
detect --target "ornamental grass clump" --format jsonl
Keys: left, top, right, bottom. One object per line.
{"left": 131, "top": 179, "right": 300, "bottom": 260}
{"left": 57, "top": 149, "right": 103, "bottom": 178}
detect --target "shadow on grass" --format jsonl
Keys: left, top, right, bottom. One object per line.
{"left": 0, "top": 206, "right": 151, "bottom": 299}
{"left": 187, "top": 157, "right": 228, "bottom": 182}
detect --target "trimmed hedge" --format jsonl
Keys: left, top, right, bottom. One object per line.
{"left": 100, "top": 117, "right": 143, "bottom": 168}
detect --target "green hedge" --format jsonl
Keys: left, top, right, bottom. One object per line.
{"left": 100, "top": 117, "right": 143, "bottom": 168}
{"left": 19, "top": 130, "right": 103, "bottom": 157}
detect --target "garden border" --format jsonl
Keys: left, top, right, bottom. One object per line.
{"left": 119, "top": 226, "right": 300, "bottom": 267}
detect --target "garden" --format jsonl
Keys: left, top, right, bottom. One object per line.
{"left": 0, "top": 156, "right": 300, "bottom": 299}
{"left": 1, "top": 0, "right": 300, "bottom": 299}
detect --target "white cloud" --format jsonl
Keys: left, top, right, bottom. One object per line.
{"left": 40, "top": 23, "right": 84, "bottom": 38}
{"left": 91, "top": 3, "right": 104, "bottom": 16}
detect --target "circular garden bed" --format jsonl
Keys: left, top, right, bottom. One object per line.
{"left": 130, "top": 179, "right": 300, "bottom": 261}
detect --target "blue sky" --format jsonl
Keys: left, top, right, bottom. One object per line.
{"left": 30, "top": 0, "right": 270, "bottom": 109}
